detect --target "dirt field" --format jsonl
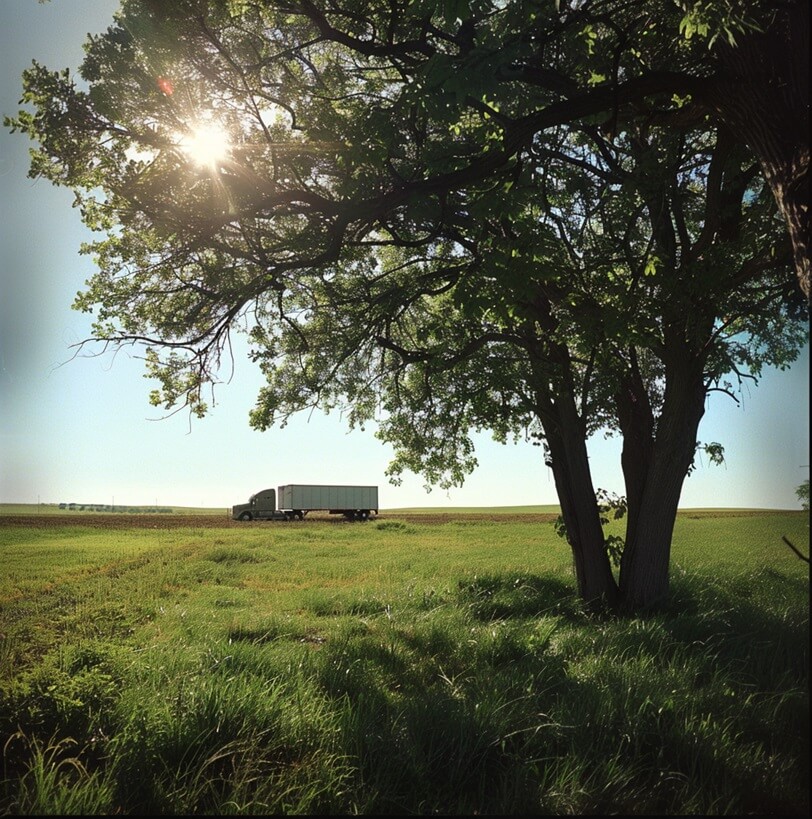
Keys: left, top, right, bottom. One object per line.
{"left": 0, "top": 508, "right": 792, "bottom": 531}
{"left": 0, "top": 512, "right": 562, "bottom": 530}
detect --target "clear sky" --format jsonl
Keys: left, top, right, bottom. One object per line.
{"left": 0, "top": 0, "right": 808, "bottom": 511}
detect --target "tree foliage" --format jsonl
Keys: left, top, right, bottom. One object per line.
{"left": 797, "top": 479, "right": 810, "bottom": 512}
{"left": 5, "top": 0, "right": 807, "bottom": 611}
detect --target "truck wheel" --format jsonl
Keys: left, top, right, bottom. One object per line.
{"left": 239, "top": 511, "right": 252, "bottom": 521}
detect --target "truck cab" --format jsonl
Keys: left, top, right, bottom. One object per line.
{"left": 231, "top": 488, "right": 289, "bottom": 521}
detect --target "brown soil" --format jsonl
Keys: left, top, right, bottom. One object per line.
{"left": 0, "top": 512, "right": 560, "bottom": 530}
{"left": 0, "top": 509, "right": 790, "bottom": 531}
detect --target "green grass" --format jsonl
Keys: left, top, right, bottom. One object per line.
{"left": 0, "top": 511, "right": 808, "bottom": 815}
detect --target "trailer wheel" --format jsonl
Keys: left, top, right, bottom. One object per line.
{"left": 238, "top": 511, "right": 252, "bottom": 521}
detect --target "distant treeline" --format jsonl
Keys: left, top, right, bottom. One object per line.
{"left": 59, "top": 503, "right": 174, "bottom": 514}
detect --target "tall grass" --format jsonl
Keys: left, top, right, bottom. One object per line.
{"left": 0, "top": 512, "right": 808, "bottom": 814}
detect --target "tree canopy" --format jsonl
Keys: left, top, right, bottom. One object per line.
{"left": 6, "top": 0, "right": 807, "bottom": 611}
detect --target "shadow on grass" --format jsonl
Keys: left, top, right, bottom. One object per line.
{"left": 303, "top": 568, "right": 809, "bottom": 815}
{"left": 3, "top": 568, "right": 807, "bottom": 815}
{"left": 665, "top": 569, "right": 809, "bottom": 682}
{"left": 456, "top": 572, "right": 582, "bottom": 621}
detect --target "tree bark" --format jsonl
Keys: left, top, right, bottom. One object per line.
{"left": 704, "top": 0, "right": 810, "bottom": 299}
{"left": 522, "top": 300, "right": 619, "bottom": 609}
{"left": 533, "top": 356, "right": 619, "bottom": 608}
{"left": 545, "top": 417, "right": 619, "bottom": 608}
{"left": 618, "top": 353, "right": 707, "bottom": 612}
{"left": 615, "top": 351, "right": 655, "bottom": 547}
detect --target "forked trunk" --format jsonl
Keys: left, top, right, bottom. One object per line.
{"left": 618, "top": 453, "right": 692, "bottom": 612}
{"left": 618, "top": 360, "right": 707, "bottom": 612}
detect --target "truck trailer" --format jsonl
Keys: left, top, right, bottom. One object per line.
{"left": 232, "top": 484, "right": 378, "bottom": 521}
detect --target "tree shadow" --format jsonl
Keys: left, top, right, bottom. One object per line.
{"left": 302, "top": 567, "right": 808, "bottom": 814}
{"left": 455, "top": 571, "right": 583, "bottom": 622}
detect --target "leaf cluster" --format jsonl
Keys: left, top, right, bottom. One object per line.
{"left": 4, "top": 0, "right": 807, "bottom": 488}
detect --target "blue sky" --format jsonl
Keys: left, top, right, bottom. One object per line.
{"left": 0, "top": 0, "right": 808, "bottom": 511}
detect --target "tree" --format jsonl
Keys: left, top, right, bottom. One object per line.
{"left": 797, "top": 479, "right": 810, "bottom": 512}
{"left": 5, "top": 0, "right": 807, "bottom": 611}
{"left": 279, "top": 119, "right": 802, "bottom": 612}
{"left": 669, "top": 0, "right": 809, "bottom": 299}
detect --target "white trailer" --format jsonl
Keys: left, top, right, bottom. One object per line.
{"left": 278, "top": 484, "right": 378, "bottom": 520}
{"left": 231, "top": 485, "right": 378, "bottom": 521}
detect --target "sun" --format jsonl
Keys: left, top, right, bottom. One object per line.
{"left": 177, "top": 121, "right": 231, "bottom": 169}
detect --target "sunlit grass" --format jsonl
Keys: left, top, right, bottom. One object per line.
{"left": 0, "top": 512, "right": 807, "bottom": 814}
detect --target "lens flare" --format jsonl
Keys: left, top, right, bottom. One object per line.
{"left": 178, "top": 122, "right": 231, "bottom": 169}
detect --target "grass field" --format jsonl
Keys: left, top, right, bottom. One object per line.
{"left": 0, "top": 509, "right": 808, "bottom": 815}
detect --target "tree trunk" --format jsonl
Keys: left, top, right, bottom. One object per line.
{"left": 524, "top": 304, "right": 618, "bottom": 609}
{"left": 618, "top": 356, "right": 707, "bottom": 612}
{"left": 546, "top": 426, "right": 619, "bottom": 607}
{"left": 705, "top": 0, "right": 810, "bottom": 299}
{"left": 618, "top": 450, "right": 692, "bottom": 612}
{"left": 536, "top": 383, "right": 619, "bottom": 609}
{"left": 615, "top": 353, "right": 655, "bottom": 547}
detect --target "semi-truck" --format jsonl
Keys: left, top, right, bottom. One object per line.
{"left": 231, "top": 484, "right": 378, "bottom": 522}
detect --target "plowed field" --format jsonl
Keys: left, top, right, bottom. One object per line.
{"left": 0, "top": 512, "right": 560, "bottom": 529}
{"left": 0, "top": 509, "right": 785, "bottom": 531}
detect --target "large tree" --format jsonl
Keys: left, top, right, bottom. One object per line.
{"left": 6, "top": 0, "right": 807, "bottom": 611}
{"left": 245, "top": 118, "right": 801, "bottom": 611}
{"left": 676, "top": 0, "right": 809, "bottom": 298}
